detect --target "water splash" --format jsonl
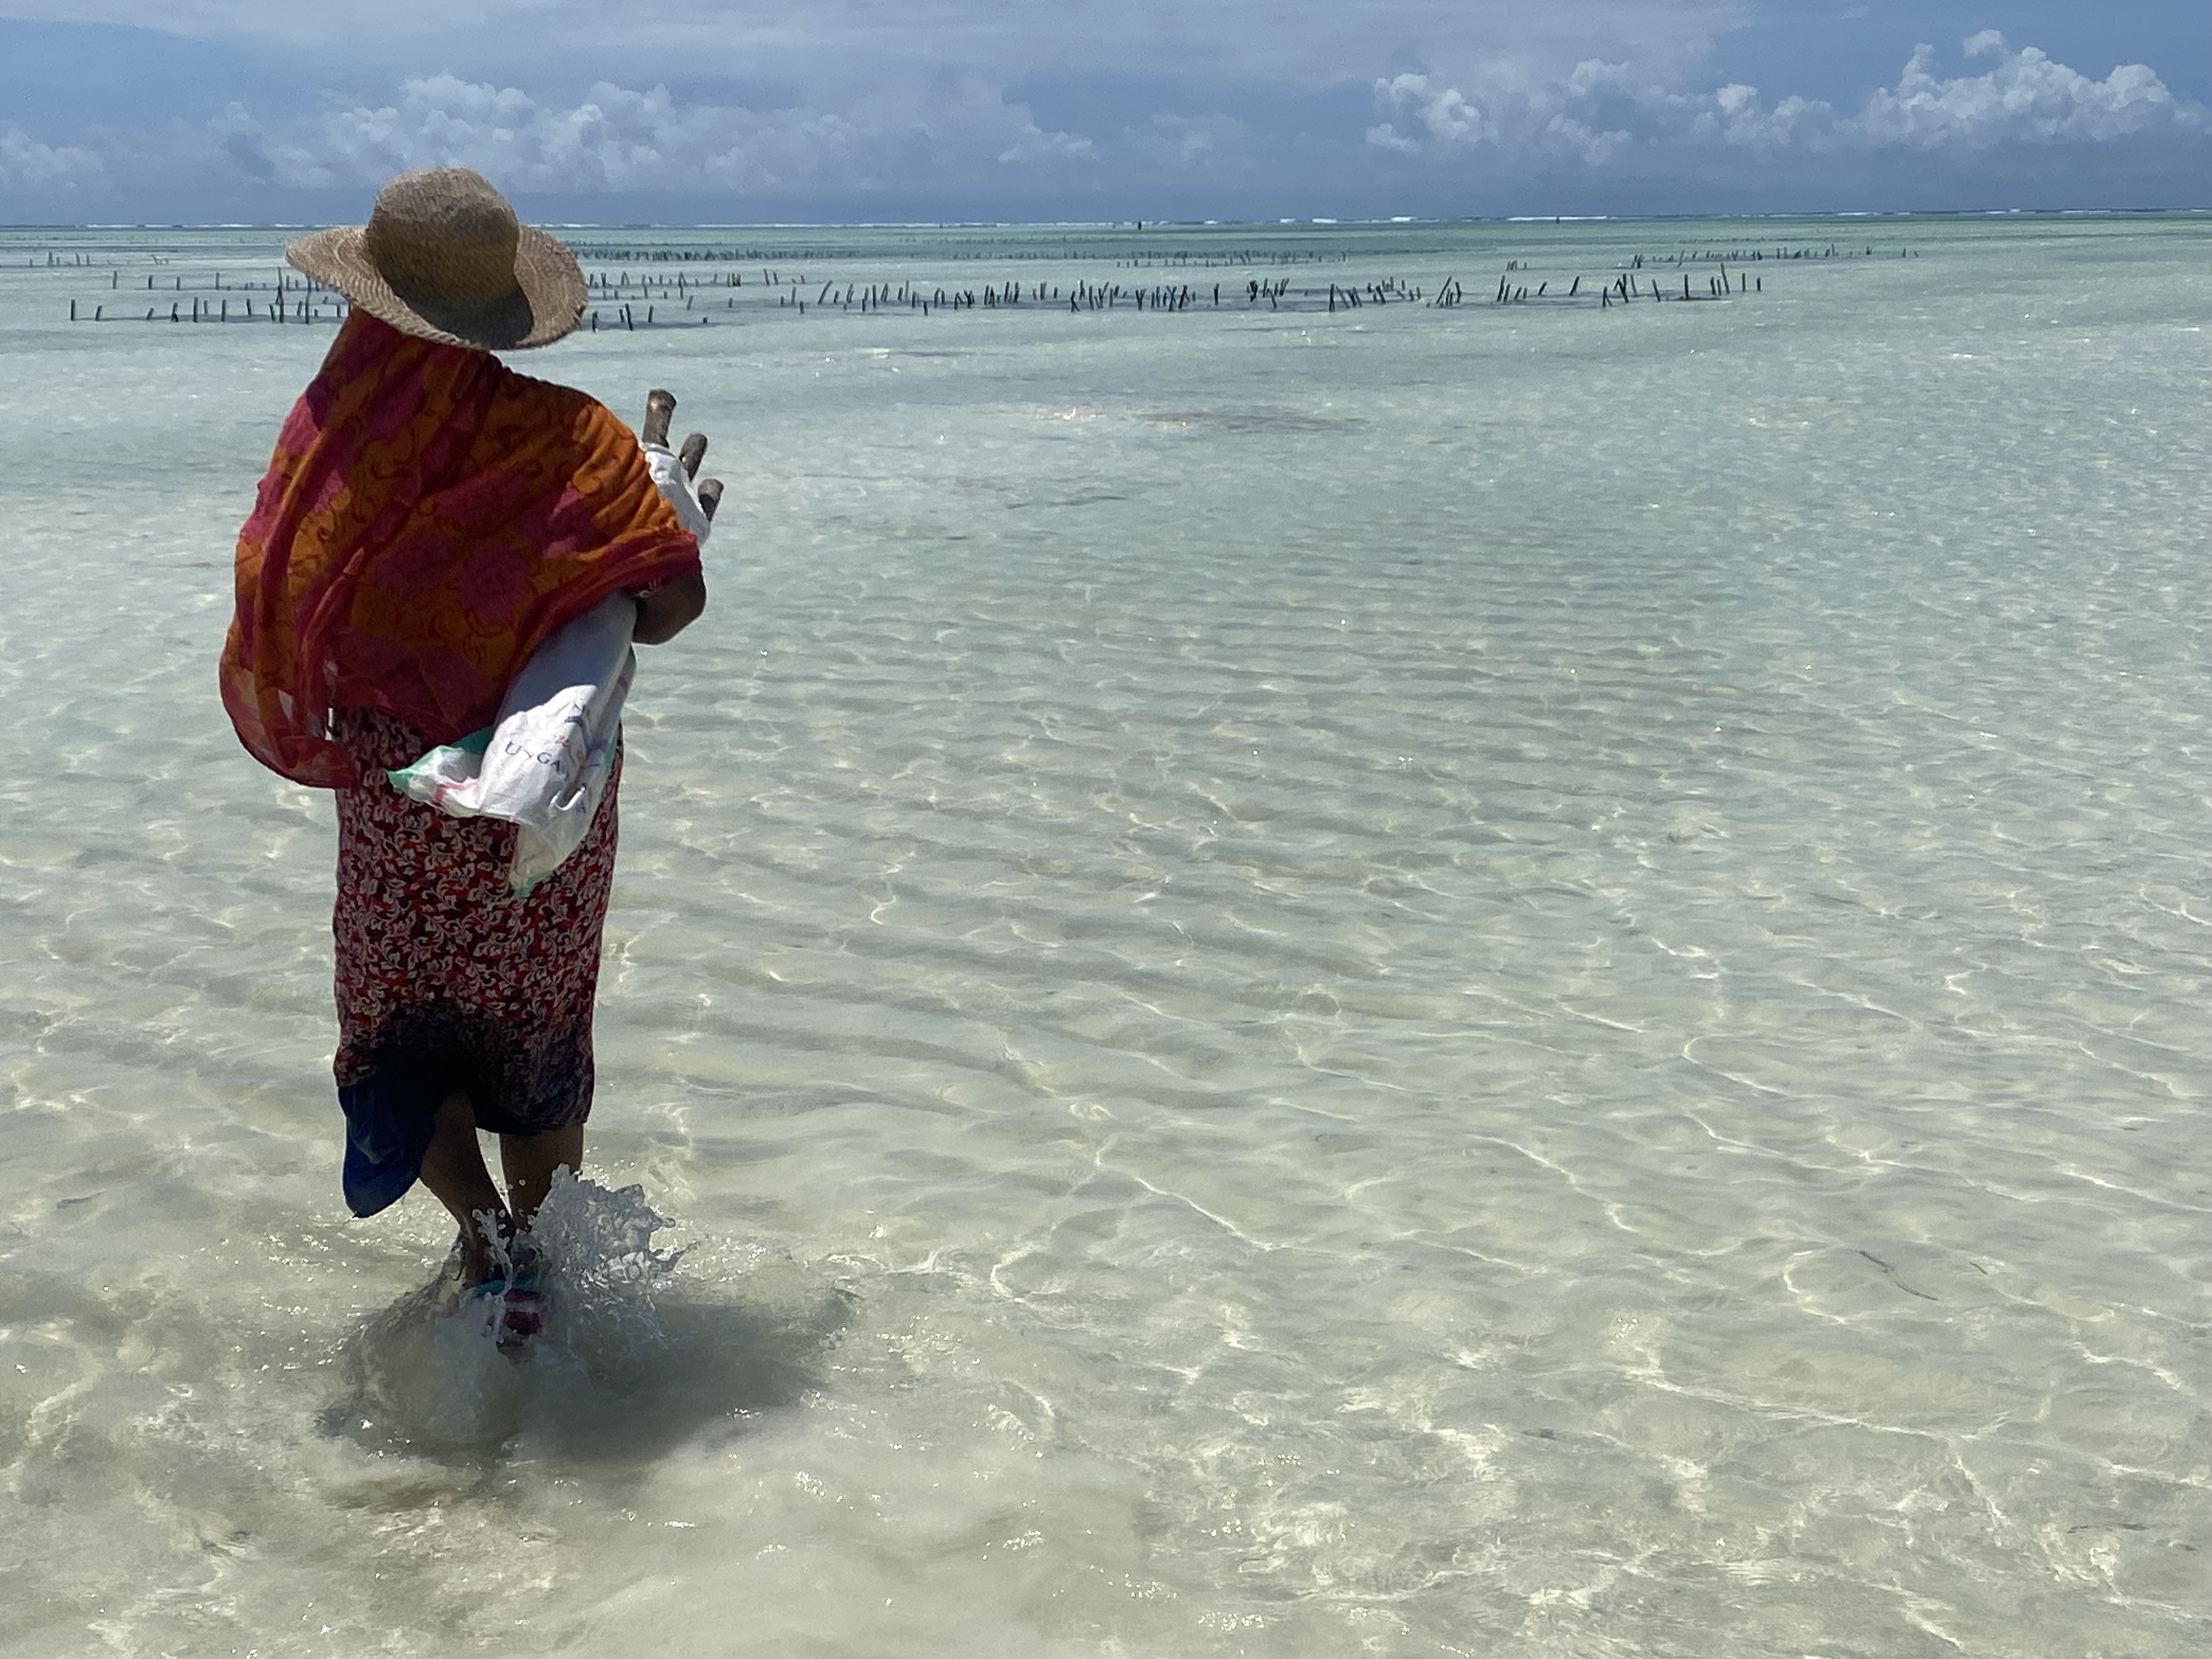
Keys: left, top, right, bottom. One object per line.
{"left": 331, "top": 1173, "right": 848, "bottom": 1460}
{"left": 513, "top": 1168, "right": 687, "bottom": 1377}
{"left": 336, "top": 1174, "right": 680, "bottom": 1453}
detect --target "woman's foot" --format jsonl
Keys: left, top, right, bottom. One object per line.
{"left": 445, "top": 1227, "right": 546, "bottom": 1352}
{"left": 420, "top": 1090, "right": 517, "bottom": 1282}
{"left": 498, "top": 1280, "right": 550, "bottom": 1352}
{"left": 449, "top": 1206, "right": 519, "bottom": 1289}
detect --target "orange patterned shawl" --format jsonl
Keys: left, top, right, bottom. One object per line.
{"left": 221, "top": 312, "right": 701, "bottom": 788}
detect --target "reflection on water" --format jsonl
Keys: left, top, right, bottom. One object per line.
{"left": 1, "top": 215, "right": 2209, "bottom": 1656}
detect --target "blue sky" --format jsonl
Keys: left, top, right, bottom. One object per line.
{"left": 2, "top": 1, "right": 2207, "bottom": 222}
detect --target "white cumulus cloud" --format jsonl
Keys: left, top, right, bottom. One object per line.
{"left": 1368, "top": 74, "right": 1495, "bottom": 154}
{"left": 1856, "top": 31, "right": 2197, "bottom": 149}
{"left": 0, "top": 123, "right": 103, "bottom": 190}
{"left": 208, "top": 71, "right": 1090, "bottom": 198}
{"left": 1368, "top": 33, "right": 2208, "bottom": 165}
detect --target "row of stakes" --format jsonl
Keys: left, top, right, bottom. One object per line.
{"left": 562, "top": 245, "right": 1363, "bottom": 269}
{"left": 60, "top": 271, "right": 1773, "bottom": 325}
{"left": 48, "top": 254, "right": 1816, "bottom": 325}
{"left": 22, "top": 242, "right": 1902, "bottom": 270}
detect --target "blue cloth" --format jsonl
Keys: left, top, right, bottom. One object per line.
{"left": 338, "top": 1057, "right": 445, "bottom": 1218}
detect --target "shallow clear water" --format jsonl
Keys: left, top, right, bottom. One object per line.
{"left": 1, "top": 216, "right": 2208, "bottom": 1657}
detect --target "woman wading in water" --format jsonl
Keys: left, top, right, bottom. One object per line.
{"left": 219, "top": 168, "right": 712, "bottom": 1336}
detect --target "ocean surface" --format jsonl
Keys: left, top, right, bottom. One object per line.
{"left": 1, "top": 213, "right": 2207, "bottom": 1657}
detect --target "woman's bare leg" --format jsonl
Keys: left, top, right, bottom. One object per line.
{"left": 415, "top": 1090, "right": 510, "bottom": 1284}
{"left": 500, "top": 1125, "right": 584, "bottom": 1231}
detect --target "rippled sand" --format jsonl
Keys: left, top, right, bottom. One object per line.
{"left": 1, "top": 216, "right": 2208, "bottom": 1656}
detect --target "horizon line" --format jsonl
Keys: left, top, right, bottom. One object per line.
{"left": 3, "top": 205, "right": 2210, "bottom": 235}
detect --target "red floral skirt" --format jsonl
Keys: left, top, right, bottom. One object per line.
{"left": 328, "top": 708, "right": 619, "bottom": 1215}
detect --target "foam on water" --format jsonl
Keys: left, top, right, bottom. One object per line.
{"left": 1, "top": 216, "right": 2209, "bottom": 1656}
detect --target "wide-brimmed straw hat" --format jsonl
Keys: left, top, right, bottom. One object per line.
{"left": 285, "top": 167, "right": 585, "bottom": 352}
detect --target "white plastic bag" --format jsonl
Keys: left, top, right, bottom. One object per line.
{"left": 387, "top": 592, "right": 637, "bottom": 896}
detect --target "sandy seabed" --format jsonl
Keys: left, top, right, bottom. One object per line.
{"left": 1, "top": 214, "right": 2208, "bottom": 1656}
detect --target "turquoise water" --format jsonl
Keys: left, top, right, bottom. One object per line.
{"left": 1, "top": 215, "right": 2208, "bottom": 1656}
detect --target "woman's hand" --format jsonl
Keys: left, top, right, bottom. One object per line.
{"left": 639, "top": 387, "right": 725, "bottom": 539}
{"left": 634, "top": 573, "right": 707, "bottom": 645}
{"left": 633, "top": 390, "right": 716, "bottom": 644}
